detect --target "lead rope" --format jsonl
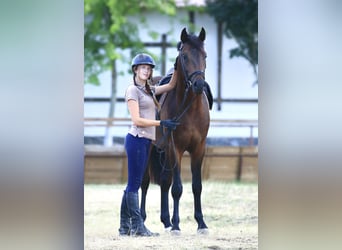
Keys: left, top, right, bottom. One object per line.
{"left": 155, "top": 53, "right": 198, "bottom": 172}
{"left": 163, "top": 94, "right": 197, "bottom": 172}
{"left": 155, "top": 49, "right": 203, "bottom": 172}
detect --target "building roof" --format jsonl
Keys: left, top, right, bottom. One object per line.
{"left": 175, "top": 0, "right": 206, "bottom": 7}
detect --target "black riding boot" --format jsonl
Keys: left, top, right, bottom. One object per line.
{"left": 126, "top": 192, "right": 159, "bottom": 237}
{"left": 118, "top": 191, "right": 131, "bottom": 236}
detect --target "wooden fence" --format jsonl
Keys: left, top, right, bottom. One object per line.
{"left": 84, "top": 145, "right": 258, "bottom": 184}
{"left": 84, "top": 118, "right": 258, "bottom": 184}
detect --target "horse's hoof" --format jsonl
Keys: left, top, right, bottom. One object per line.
{"left": 170, "top": 230, "right": 181, "bottom": 236}
{"left": 197, "top": 228, "right": 209, "bottom": 235}
{"left": 165, "top": 226, "right": 172, "bottom": 232}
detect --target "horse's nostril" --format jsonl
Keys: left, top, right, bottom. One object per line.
{"left": 193, "top": 80, "right": 205, "bottom": 94}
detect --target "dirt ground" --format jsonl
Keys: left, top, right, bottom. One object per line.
{"left": 84, "top": 181, "right": 258, "bottom": 249}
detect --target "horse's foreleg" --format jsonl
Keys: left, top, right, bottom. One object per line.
{"left": 191, "top": 146, "right": 208, "bottom": 233}
{"left": 171, "top": 161, "right": 183, "bottom": 233}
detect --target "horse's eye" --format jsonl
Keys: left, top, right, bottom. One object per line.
{"left": 182, "top": 54, "right": 188, "bottom": 61}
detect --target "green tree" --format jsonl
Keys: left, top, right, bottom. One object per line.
{"left": 206, "top": 0, "right": 258, "bottom": 85}
{"left": 85, "top": 0, "right": 176, "bottom": 85}
{"left": 84, "top": 0, "right": 176, "bottom": 145}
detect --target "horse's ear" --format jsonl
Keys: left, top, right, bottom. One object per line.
{"left": 199, "top": 27, "right": 206, "bottom": 41}
{"left": 181, "top": 28, "right": 188, "bottom": 43}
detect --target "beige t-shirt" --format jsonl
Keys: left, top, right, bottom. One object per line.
{"left": 125, "top": 84, "right": 156, "bottom": 141}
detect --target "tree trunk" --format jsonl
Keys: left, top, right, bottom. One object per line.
{"left": 252, "top": 64, "right": 258, "bottom": 86}
{"left": 104, "top": 59, "right": 117, "bottom": 146}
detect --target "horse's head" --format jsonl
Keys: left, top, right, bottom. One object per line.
{"left": 177, "top": 27, "right": 207, "bottom": 94}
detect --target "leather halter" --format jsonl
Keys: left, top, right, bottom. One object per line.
{"left": 155, "top": 43, "right": 206, "bottom": 172}
{"left": 178, "top": 43, "right": 205, "bottom": 90}
{"left": 173, "top": 44, "right": 205, "bottom": 122}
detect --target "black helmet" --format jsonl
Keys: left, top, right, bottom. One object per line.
{"left": 131, "top": 53, "right": 155, "bottom": 70}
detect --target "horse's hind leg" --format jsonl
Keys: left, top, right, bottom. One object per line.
{"left": 159, "top": 167, "right": 173, "bottom": 230}
{"left": 191, "top": 145, "right": 209, "bottom": 234}
{"left": 140, "top": 165, "right": 150, "bottom": 221}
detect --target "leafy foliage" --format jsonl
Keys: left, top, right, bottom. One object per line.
{"left": 206, "top": 0, "right": 258, "bottom": 82}
{"left": 84, "top": 0, "right": 176, "bottom": 85}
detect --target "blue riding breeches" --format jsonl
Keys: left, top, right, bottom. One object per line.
{"left": 124, "top": 133, "right": 151, "bottom": 192}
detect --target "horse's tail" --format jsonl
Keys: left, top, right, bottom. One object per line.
{"left": 148, "top": 144, "right": 164, "bottom": 185}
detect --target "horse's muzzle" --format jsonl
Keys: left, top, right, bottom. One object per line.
{"left": 192, "top": 79, "right": 206, "bottom": 94}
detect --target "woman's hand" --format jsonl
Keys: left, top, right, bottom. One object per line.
{"left": 160, "top": 119, "right": 180, "bottom": 130}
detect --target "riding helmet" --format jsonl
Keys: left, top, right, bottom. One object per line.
{"left": 131, "top": 53, "right": 155, "bottom": 71}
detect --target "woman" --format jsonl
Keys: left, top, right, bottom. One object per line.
{"left": 119, "top": 53, "right": 179, "bottom": 237}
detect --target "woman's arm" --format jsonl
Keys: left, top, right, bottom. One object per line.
{"left": 127, "top": 99, "right": 161, "bottom": 127}
{"left": 154, "top": 70, "right": 178, "bottom": 95}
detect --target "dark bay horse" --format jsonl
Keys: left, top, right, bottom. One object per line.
{"left": 141, "top": 27, "right": 210, "bottom": 235}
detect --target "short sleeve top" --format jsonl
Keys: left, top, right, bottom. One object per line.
{"left": 125, "top": 84, "right": 156, "bottom": 141}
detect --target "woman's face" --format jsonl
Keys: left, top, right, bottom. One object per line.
{"left": 135, "top": 64, "right": 152, "bottom": 81}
